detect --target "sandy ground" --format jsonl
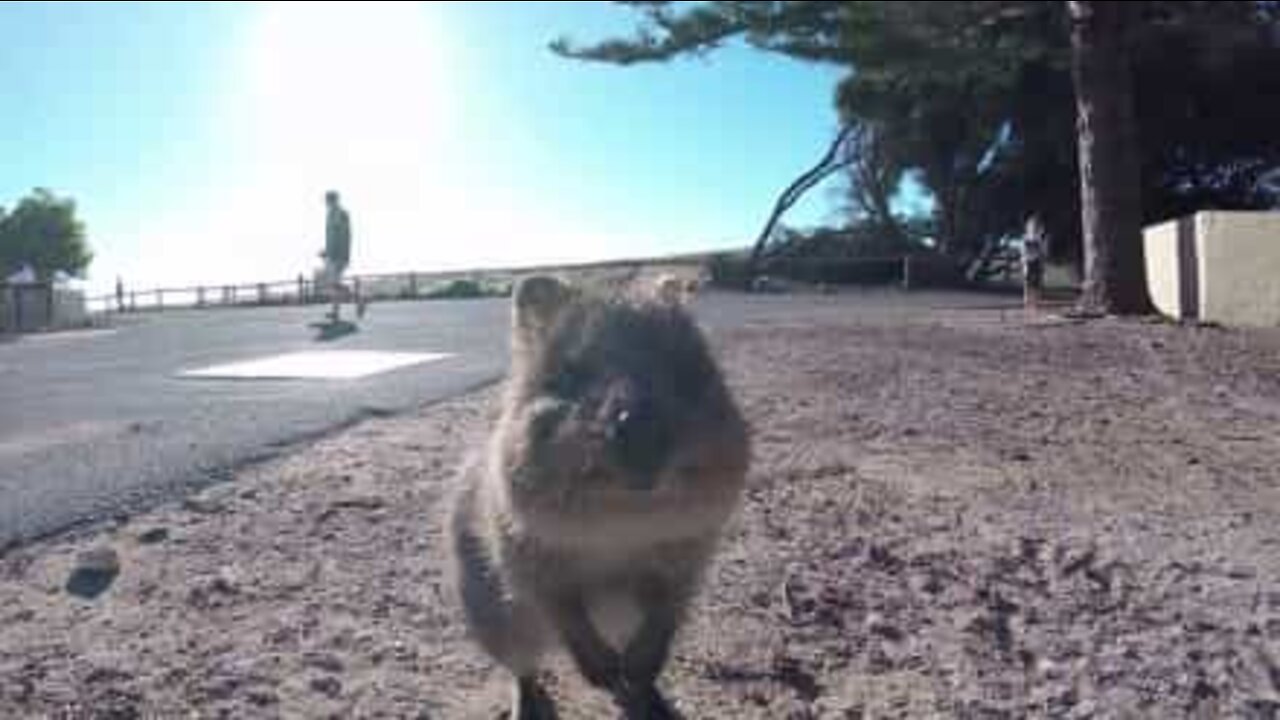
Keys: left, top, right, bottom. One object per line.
{"left": 2, "top": 291, "right": 1279, "bottom": 719}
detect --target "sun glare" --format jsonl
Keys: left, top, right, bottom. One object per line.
{"left": 230, "top": 1, "right": 455, "bottom": 272}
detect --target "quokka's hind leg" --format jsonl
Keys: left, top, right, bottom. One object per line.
{"left": 509, "top": 675, "right": 558, "bottom": 720}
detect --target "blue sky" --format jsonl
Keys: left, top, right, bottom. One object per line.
{"left": 1, "top": 1, "right": 851, "bottom": 295}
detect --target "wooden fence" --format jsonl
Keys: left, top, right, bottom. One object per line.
{"left": 83, "top": 257, "right": 709, "bottom": 315}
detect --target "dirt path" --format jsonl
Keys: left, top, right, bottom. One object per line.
{"left": 2, "top": 293, "right": 1279, "bottom": 718}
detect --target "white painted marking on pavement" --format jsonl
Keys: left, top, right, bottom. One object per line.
{"left": 20, "top": 329, "right": 119, "bottom": 343}
{"left": 180, "top": 350, "right": 452, "bottom": 380}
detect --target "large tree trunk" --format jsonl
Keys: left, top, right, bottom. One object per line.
{"left": 1068, "top": 1, "right": 1153, "bottom": 315}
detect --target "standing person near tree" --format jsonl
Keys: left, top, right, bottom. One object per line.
{"left": 1023, "top": 214, "right": 1047, "bottom": 313}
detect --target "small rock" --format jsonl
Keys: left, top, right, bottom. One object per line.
{"left": 866, "top": 615, "right": 905, "bottom": 643}
{"left": 66, "top": 546, "right": 121, "bottom": 599}
{"left": 136, "top": 580, "right": 159, "bottom": 601}
{"left": 1059, "top": 544, "right": 1098, "bottom": 578}
{"left": 390, "top": 640, "right": 419, "bottom": 662}
{"left": 188, "top": 566, "right": 242, "bottom": 607}
{"left": 922, "top": 576, "right": 946, "bottom": 595}
{"left": 247, "top": 689, "right": 278, "bottom": 707}
{"left": 310, "top": 675, "right": 342, "bottom": 698}
{"left": 771, "top": 654, "right": 822, "bottom": 702}
{"left": 136, "top": 526, "right": 170, "bottom": 545}
{"left": 203, "top": 675, "right": 242, "bottom": 702}
{"left": 278, "top": 564, "right": 318, "bottom": 594}
{"left": 211, "top": 566, "right": 240, "bottom": 595}
{"left": 1069, "top": 699, "right": 1098, "bottom": 719}
{"left": 183, "top": 496, "right": 224, "bottom": 515}
{"left": 1246, "top": 700, "right": 1280, "bottom": 717}
{"left": 1047, "top": 687, "right": 1079, "bottom": 713}
{"left": 5, "top": 608, "right": 36, "bottom": 624}
{"left": 330, "top": 494, "right": 387, "bottom": 512}
{"left": 867, "top": 544, "right": 903, "bottom": 573}
{"left": 305, "top": 653, "right": 345, "bottom": 675}
{"left": 84, "top": 664, "right": 133, "bottom": 685}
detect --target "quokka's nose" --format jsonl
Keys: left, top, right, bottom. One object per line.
{"left": 605, "top": 394, "right": 671, "bottom": 484}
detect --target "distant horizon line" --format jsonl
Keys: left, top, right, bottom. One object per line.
{"left": 80, "top": 245, "right": 748, "bottom": 300}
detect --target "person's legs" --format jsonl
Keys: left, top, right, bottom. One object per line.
{"left": 325, "top": 261, "right": 345, "bottom": 321}
{"left": 1024, "top": 261, "right": 1044, "bottom": 313}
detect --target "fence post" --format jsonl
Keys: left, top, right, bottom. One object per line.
{"left": 353, "top": 276, "right": 362, "bottom": 303}
{"left": 902, "top": 256, "right": 912, "bottom": 290}
{"left": 298, "top": 274, "right": 306, "bottom": 304}
{"left": 409, "top": 272, "right": 418, "bottom": 298}
{"left": 130, "top": 292, "right": 137, "bottom": 313}
{"left": 157, "top": 290, "right": 165, "bottom": 311}
{"left": 258, "top": 283, "right": 267, "bottom": 305}
{"left": 197, "top": 287, "right": 206, "bottom": 307}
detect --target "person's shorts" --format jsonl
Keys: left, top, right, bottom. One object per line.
{"left": 323, "top": 260, "right": 347, "bottom": 288}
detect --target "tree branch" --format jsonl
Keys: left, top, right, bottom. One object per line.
{"left": 746, "top": 125, "right": 859, "bottom": 280}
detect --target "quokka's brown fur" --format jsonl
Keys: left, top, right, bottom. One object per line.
{"left": 449, "top": 275, "right": 750, "bottom": 719}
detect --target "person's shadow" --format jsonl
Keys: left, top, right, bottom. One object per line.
{"left": 309, "top": 319, "right": 359, "bottom": 343}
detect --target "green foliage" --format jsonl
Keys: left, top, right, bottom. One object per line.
{"left": 836, "top": 2, "right": 1053, "bottom": 256}
{"left": 841, "top": 124, "right": 910, "bottom": 246}
{"left": 704, "top": 252, "right": 753, "bottom": 289}
{"left": 425, "top": 278, "right": 491, "bottom": 300}
{"left": 556, "top": 1, "right": 1280, "bottom": 270}
{"left": 705, "top": 215, "right": 944, "bottom": 288}
{"left": 839, "top": 1, "right": 1280, "bottom": 260}
{"left": 768, "top": 220, "right": 930, "bottom": 261}
{"left": 0, "top": 188, "right": 92, "bottom": 280}
{"left": 551, "top": 1, "right": 850, "bottom": 65}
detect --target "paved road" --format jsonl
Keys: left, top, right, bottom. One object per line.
{"left": 0, "top": 288, "right": 1022, "bottom": 551}
{"left": 0, "top": 299, "right": 510, "bottom": 549}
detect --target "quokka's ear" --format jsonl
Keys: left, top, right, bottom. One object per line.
{"left": 513, "top": 275, "right": 572, "bottom": 343}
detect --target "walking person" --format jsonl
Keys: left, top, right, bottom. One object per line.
{"left": 318, "top": 190, "right": 364, "bottom": 321}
